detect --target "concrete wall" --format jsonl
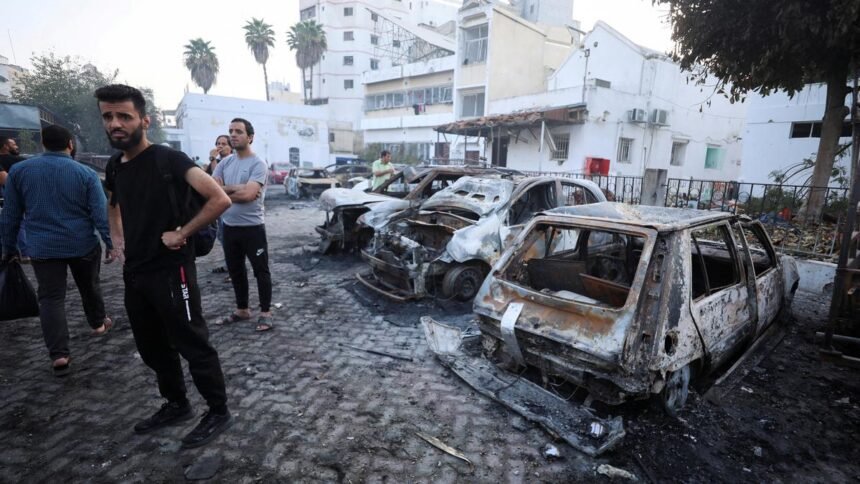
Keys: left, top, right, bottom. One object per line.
{"left": 486, "top": 9, "right": 547, "bottom": 101}
{"left": 795, "top": 259, "right": 837, "bottom": 295}
{"left": 740, "top": 83, "right": 854, "bottom": 184}
{"left": 173, "top": 93, "right": 331, "bottom": 166}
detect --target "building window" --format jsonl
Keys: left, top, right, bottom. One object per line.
{"left": 371, "top": 35, "right": 379, "bottom": 45}
{"left": 461, "top": 91, "right": 485, "bottom": 117}
{"left": 344, "top": 7, "right": 354, "bottom": 16}
{"left": 329, "top": 132, "right": 335, "bottom": 143}
{"left": 552, "top": 134, "right": 570, "bottom": 161}
{"left": 392, "top": 39, "right": 401, "bottom": 48}
{"left": 343, "top": 56, "right": 354, "bottom": 66}
{"left": 371, "top": 12, "right": 379, "bottom": 22}
{"left": 370, "top": 59, "right": 379, "bottom": 70}
{"left": 344, "top": 79, "right": 354, "bottom": 89}
{"left": 289, "top": 147, "right": 300, "bottom": 164}
{"left": 617, "top": 137, "right": 633, "bottom": 163}
{"left": 304, "top": 79, "right": 312, "bottom": 89}
{"left": 704, "top": 145, "right": 724, "bottom": 170}
{"left": 791, "top": 121, "right": 852, "bottom": 138}
{"left": 300, "top": 6, "right": 315, "bottom": 20}
{"left": 670, "top": 141, "right": 687, "bottom": 166}
{"left": 463, "top": 24, "right": 489, "bottom": 63}
{"left": 344, "top": 31, "right": 354, "bottom": 41}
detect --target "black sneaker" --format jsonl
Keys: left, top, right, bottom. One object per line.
{"left": 181, "top": 410, "right": 233, "bottom": 449}
{"left": 133, "top": 401, "right": 193, "bottom": 434}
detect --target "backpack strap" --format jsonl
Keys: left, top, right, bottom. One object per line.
{"left": 154, "top": 147, "right": 184, "bottom": 226}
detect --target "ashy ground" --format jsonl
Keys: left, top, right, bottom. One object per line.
{"left": 0, "top": 193, "right": 858, "bottom": 483}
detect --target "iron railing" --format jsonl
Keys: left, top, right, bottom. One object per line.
{"left": 524, "top": 171, "right": 643, "bottom": 204}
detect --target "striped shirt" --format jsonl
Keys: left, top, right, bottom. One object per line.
{"left": 0, "top": 152, "right": 112, "bottom": 258}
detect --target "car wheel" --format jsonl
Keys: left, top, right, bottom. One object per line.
{"left": 441, "top": 264, "right": 485, "bottom": 302}
{"left": 659, "top": 364, "right": 691, "bottom": 417}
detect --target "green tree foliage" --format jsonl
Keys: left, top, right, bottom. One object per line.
{"left": 243, "top": 18, "right": 276, "bottom": 101}
{"left": 183, "top": 38, "right": 219, "bottom": 94}
{"left": 287, "top": 21, "right": 327, "bottom": 103}
{"left": 12, "top": 53, "right": 163, "bottom": 154}
{"left": 656, "top": 0, "right": 860, "bottom": 220}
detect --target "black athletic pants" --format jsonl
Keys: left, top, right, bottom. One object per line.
{"left": 124, "top": 261, "right": 227, "bottom": 411}
{"left": 222, "top": 224, "right": 272, "bottom": 312}
{"left": 31, "top": 245, "right": 106, "bottom": 360}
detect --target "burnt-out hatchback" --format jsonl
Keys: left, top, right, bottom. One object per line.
{"left": 471, "top": 202, "right": 799, "bottom": 414}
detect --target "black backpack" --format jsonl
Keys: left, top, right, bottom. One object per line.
{"left": 108, "top": 147, "right": 218, "bottom": 258}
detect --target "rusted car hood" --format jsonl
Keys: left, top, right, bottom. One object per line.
{"left": 419, "top": 177, "right": 514, "bottom": 217}
{"left": 319, "top": 188, "right": 394, "bottom": 212}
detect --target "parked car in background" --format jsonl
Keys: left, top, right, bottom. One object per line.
{"left": 269, "top": 162, "right": 294, "bottom": 185}
{"left": 285, "top": 167, "right": 340, "bottom": 199}
{"left": 316, "top": 166, "right": 519, "bottom": 253}
{"left": 325, "top": 163, "right": 372, "bottom": 188}
{"left": 456, "top": 203, "right": 799, "bottom": 414}
{"left": 357, "top": 175, "right": 606, "bottom": 302}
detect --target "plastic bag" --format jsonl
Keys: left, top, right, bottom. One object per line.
{"left": 0, "top": 260, "right": 39, "bottom": 321}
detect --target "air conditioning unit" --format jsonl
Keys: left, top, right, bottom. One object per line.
{"left": 628, "top": 108, "right": 647, "bottom": 123}
{"left": 650, "top": 109, "right": 669, "bottom": 125}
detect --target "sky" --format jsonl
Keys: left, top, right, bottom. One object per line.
{"left": 1, "top": 0, "right": 673, "bottom": 110}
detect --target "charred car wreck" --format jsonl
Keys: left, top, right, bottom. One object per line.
{"left": 357, "top": 176, "right": 606, "bottom": 301}
{"left": 315, "top": 166, "right": 518, "bottom": 253}
{"left": 422, "top": 203, "right": 798, "bottom": 452}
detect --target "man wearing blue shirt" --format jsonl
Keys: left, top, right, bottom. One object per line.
{"left": 0, "top": 125, "right": 115, "bottom": 376}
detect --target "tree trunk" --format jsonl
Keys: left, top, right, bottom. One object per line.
{"left": 805, "top": 67, "right": 850, "bottom": 221}
{"left": 301, "top": 67, "right": 307, "bottom": 103}
{"left": 263, "top": 62, "right": 270, "bottom": 101}
{"left": 309, "top": 64, "right": 314, "bottom": 101}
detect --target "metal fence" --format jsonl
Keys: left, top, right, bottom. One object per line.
{"left": 663, "top": 178, "right": 849, "bottom": 260}
{"left": 523, "top": 171, "right": 644, "bottom": 204}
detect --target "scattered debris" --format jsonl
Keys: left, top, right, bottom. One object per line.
{"left": 590, "top": 422, "right": 606, "bottom": 438}
{"left": 415, "top": 432, "right": 474, "bottom": 472}
{"left": 273, "top": 303, "right": 283, "bottom": 309}
{"left": 741, "top": 387, "right": 755, "bottom": 394}
{"left": 339, "top": 343, "right": 413, "bottom": 362}
{"left": 184, "top": 454, "right": 223, "bottom": 481}
{"left": 753, "top": 446, "right": 763, "bottom": 457}
{"left": 835, "top": 397, "right": 851, "bottom": 405}
{"left": 542, "top": 444, "right": 561, "bottom": 460}
{"left": 243, "top": 366, "right": 257, "bottom": 376}
{"left": 597, "top": 464, "right": 638, "bottom": 481}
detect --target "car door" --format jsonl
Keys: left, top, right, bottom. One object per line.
{"left": 737, "top": 220, "right": 782, "bottom": 335}
{"left": 501, "top": 180, "right": 558, "bottom": 246}
{"left": 687, "top": 222, "right": 754, "bottom": 367}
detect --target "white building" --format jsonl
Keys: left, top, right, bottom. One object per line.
{"left": 741, "top": 83, "right": 854, "bottom": 185}
{"left": 167, "top": 93, "right": 332, "bottom": 166}
{"left": 439, "top": 21, "right": 746, "bottom": 180}
{"left": 0, "top": 55, "right": 26, "bottom": 102}
{"left": 297, "top": 0, "right": 460, "bottom": 154}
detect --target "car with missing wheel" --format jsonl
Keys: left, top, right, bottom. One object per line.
{"left": 357, "top": 175, "right": 607, "bottom": 302}
{"left": 284, "top": 167, "right": 340, "bottom": 199}
{"left": 315, "top": 165, "right": 519, "bottom": 253}
{"left": 440, "top": 202, "right": 798, "bottom": 415}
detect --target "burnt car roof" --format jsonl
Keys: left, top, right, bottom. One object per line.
{"left": 544, "top": 202, "right": 732, "bottom": 231}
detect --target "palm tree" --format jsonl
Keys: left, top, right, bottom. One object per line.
{"left": 243, "top": 18, "right": 276, "bottom": 101}
{"left": 287, "top": 21, "right": 327, "bottom": 103}
{"left": 183, "top": 38, "right": 219, "bottom": 94}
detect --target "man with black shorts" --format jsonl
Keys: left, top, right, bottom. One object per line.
{"left": 97, "top": 84, "right": 233, "bottom": 449}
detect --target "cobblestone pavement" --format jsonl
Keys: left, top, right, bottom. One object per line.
{"left": 1, "top": 193, "right": 859, "bottom": 483}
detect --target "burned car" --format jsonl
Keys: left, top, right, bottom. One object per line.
{"left": 357, "top": 176, "right": 607, "bottom": 301}
{"left": 324, "top": 163, "right": 372, "bottom": 188}
{"left": 316, "top": 166, "right": 517, "bottom": 253}
{"left": 284, "top": 167, "right": 340, "bottom": 199}
{"left": 443, "top": 203, "right": 798, "bottom": 415}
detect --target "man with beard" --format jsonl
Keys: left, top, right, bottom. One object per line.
{"left": 0, "top": 125, "right": 114, "bottom": 376}
{"left": 0, "top": 136, "right": 25, "bottom": 187}
{"left": 212, "top": 118, "right": 273, "bottom": 332}
{"left": 96, "top": 84, "right": 233, "bottom": 449}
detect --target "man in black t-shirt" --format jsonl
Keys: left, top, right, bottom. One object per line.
{"left": 0, "top": 136, "right": 28, "bottom": 246}
{"left": 96, "top": 84, "right": 234, "bottom": 449}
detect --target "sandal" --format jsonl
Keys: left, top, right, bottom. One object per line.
{"left": 52, "top": 357, "right": 71, "bottom": 377}
{"left": 215, "top": 313, "right": 251, "bottom": 326}
{"left": 255, "top": 316, "right": 274, "bottom": 332}
{"left": 91, "top": 317, "right": 113, "bottom": 337}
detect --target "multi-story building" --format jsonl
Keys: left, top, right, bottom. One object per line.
{"left": 297, "top": 0, "right": 460, "bottom": 156}
{"left": 438, "top": 20, "right": 747, "bottom": 180}
{"left": 740, "top": 83, "right": 855, "bottom": 184}
{"left": 0, "top": 54, "right": 27, "bottom": 102}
